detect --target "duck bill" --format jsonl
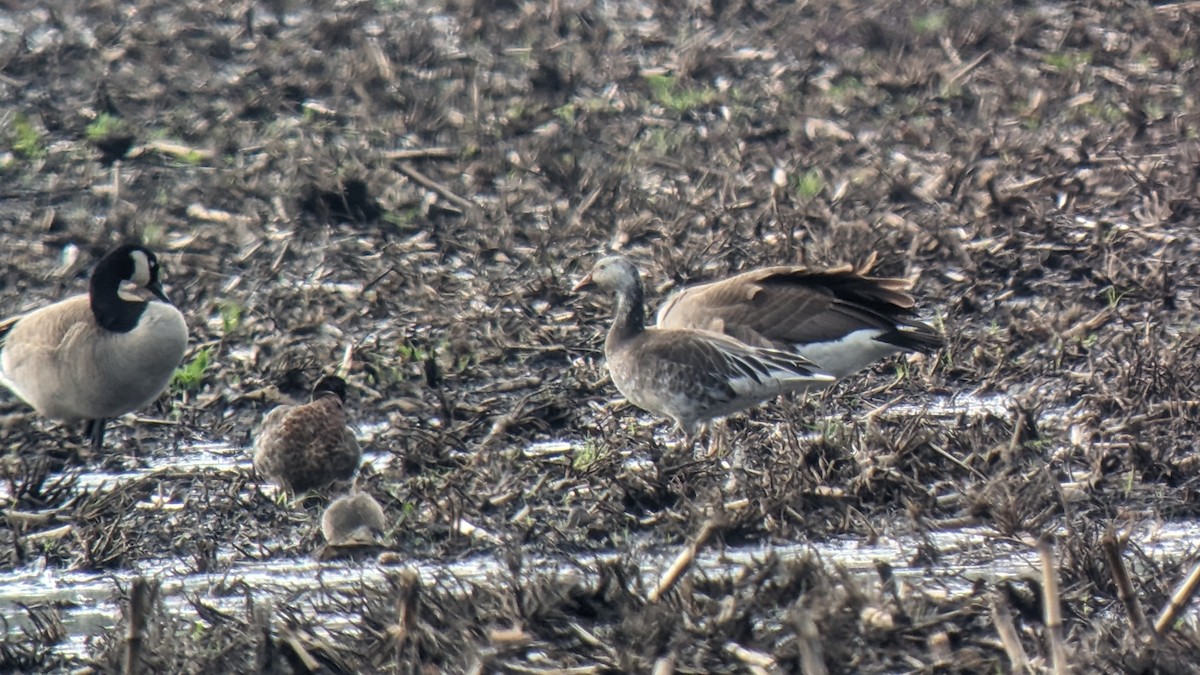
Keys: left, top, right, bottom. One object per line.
{"left": 571, "top": 272, "right": 596, "bottom": 292}
{"left": 147, "top": 279, "right": 172, "bottom": 304}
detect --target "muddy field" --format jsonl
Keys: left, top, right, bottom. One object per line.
{"left": 2, "top": 0, "right": 1200, "bottom": 672}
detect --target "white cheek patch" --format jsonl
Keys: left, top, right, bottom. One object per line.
{"left": 129, "top": 250, "right": 152, "bottom": 286}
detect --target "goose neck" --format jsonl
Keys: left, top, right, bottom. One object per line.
{"left": 90, "top": 266, "right": 146, "bottom": 334}
{"left": 607, "top": 282, "right": 646, "bottom": 343}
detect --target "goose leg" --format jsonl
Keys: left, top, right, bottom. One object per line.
{"left": 679, "top": 426, "right": 697, "bottom": 457}
{"left": 84, "top": 418, "right": 108, "bottom": 450}
{"left": 705, "top": 419, "right": 727, "bottom": 459}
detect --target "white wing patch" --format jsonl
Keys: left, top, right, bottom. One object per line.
{"left": 793, "top": 328, "right": 897, "bottom": 379}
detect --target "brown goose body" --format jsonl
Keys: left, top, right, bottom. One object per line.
{"left": 252, "top": 376, "right": 361, "bottom": 493}
{"left": 656, "top": 260, "right": 942, "bottom": 380}
{"left": 0, "top": 245, "right": 188, "bottom": 449}
{"left": 575, "top": 256, "right": 834, "bottom": 442}
{"left": 321, "top": 491, "right": 387, "bottom": 545}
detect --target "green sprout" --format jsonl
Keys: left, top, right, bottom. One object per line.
{"left": 794, "top": 169, "right": 825, "bottom": 201}
{"left": 384, "top": 207, "right": 420, "bottom": 229}
{"left": 8, "top": 113, "right": 45, "bottom": 159}
{"left": 553, "top": 103, "right": 577, "bottom": 123}
{"left": 572, "top": 439, "right": 609, "bottom": 471}
{"left": 911, "top": 10, "right": 946, "bottom": 33}
{"left": 396, "top": 342, "right": 430, "bottom": 363}
{"left": 1043, "top": 51, "right": 1092, "bottom": 72}
{"left": 85, "top": 113, "right": 123, "bottom": 142}
{"left": 218, "top": 301, "right": 243, "bottom": 336}
{"left": 644, "top": 73, "right": 719, "bottom": 113}
{"left": 171, "top": 347, "right": 212, "bottom": 393}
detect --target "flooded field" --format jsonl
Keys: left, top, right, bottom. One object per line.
{"left": 4, "top": 0, "right": 1200, "bottom": 672}
{"left": 9, "top": 393, "right": 1200, "bottom": 669}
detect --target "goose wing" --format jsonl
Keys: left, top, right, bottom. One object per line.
{"left": 614, "top": 329, "right": 835, "bottom": 412}
{"left": 656, "top": 265, "right": 941, "bottom": 352}
{"left": 0, "top": 297, "right": 93, "bottom": 399}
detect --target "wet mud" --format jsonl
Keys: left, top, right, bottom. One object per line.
{"left": 2, "top": 0, "right": 1200, "bottom": 672}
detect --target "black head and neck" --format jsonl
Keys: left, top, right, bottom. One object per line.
{"left": 89, "top": 244, "right": 171, "bottom": 333}
{"left": 312, "top": 375, "right": 349, "bottom": 404}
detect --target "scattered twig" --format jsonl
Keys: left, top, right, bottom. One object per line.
{"left": 185, "top": 203, "right": 239, "bottom": 224}
{"left": 129, "top": 139, "right": 214, "bottom": 162}
{"left": 944, "top": 50, "right": 991, "bottom": 88}
{"left": 501, "top": 664, "right": 601, "bottom": 675}
{"left": 793, "top": 609, "right": 828, "bottom": 675}
{"left": 279, "top": 631, "right": 322, "bottom": 672}
{"left": 1101, "top": 530, "right": 1149, "bottom": 638}
{"left": 990, "top": 590, "right": 1032, "bottom": 674}
{"left": 124, "top": 576, "right": 160, "bottom": 675}
{"left": 723, "top": 642, "right": 777, "bottom": 674}
{"left": 362, "top": 265, "right": 400, "bottom": 293}
{"left": 252, "top": 599, "right": 274, "bottom": 673}
{"left": 651, "top": 655, "right": 675, "bottom": 675}
{"left": 1038, "top": 537, "right": 1069, "bottom": 675}
{"left": 22, "top": 523, "right": 74, "bottom": 544}
{"left": 395, "top": 162, "right": 479, "bottom": 216}
{"left": 454, "top": 517, "right": 500, "bottom": 544}
{"left": 481, "top": 410, "right": 520, "bottom": 450}
{"left": 383, "top": 568, "right": 420, "bottom": 648}
{"left": 648, "top": 518, "right": 720, "bottom": 602}
{"left": 928, "top": 631, "right": 952, "bottom": 665}
{"left": 383, "top": 147, "right": 456, "bottom": 160}
{"left": 488, "top": 626, "right": 531, "bottom": 645}
{"left": 337, "top": 342, "right": 354, "bottom": 378}
{"left": 1153, "top": 558, "right": 1200, "bottom": 638}
{"left": 567, "top": 184, "right": 605, "bottom": 229}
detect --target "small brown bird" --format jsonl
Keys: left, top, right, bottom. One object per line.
{"left": 655, "top": 254, "right": 943, "bottom": 380}
{"left": 574, "top": 255, "right": 834, "bottom": 448}
{"left": 252, "top": 376, "right": 361, "bottom": 493}
{"left": 0, "top": 244, "right": 188, "bottom": 450}
{"left": 321, "top": 491, "right": 387, "bottom": 546}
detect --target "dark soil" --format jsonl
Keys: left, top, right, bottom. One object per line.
{"left": 3, "top": 0, "right": 1200, "bottom": 672}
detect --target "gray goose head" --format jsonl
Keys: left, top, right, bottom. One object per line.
{"left": 0, "top": 244, "right": 189, "bottom": 450}
{"left": 655, "top": 256, "right": 943, "bottom": 380}
{"left": 574, "top": 255, "right": 834, "bottom": 449}
{"left": 252, "top": 375, "right": 363, "bottom": 494}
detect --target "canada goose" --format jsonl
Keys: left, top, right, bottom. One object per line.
{"left": 0, "top": 244, "right": 188, "bottom": 450}
{"left": 573, "top": 255, "right": 835, "bottom": 449}
{"left": 252, "top": 375, "right": 362, "bottom": 493}
{"left": 321, "top": 491, "right": 387, "bottom": 546}
{"left": 655, "top": 254, "right": 943, "bottom": 379}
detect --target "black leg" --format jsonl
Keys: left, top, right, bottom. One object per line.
{"left": 85, "top": 418, "right": 107, "bottom": 450}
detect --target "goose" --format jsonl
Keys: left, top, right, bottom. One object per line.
{"left": 321, "top": 491, "right": 387, "bottom": 546}
{"left": 252, "top": 375, "right": 362, "bottom": 493}
{"left": 655, "top": 254, "right": 943, "bottom": 380}
{"left": 573, "top": 255, "right": 835, "bottom": 449}
{"left": 0, "top": 244, "right": 189, "bottom": 450}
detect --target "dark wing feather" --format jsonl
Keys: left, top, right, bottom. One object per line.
{"left": 658, "top": 266, "right": 942, "bottom": 353}
{"left": 619, "top": 329, "right": 830, "bottom": 405}
{"left": 253, "top": 396, "right": 360, "bottom": 492}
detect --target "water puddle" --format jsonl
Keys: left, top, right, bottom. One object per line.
{"left": 4, "top": 392, "right": 1194, "bottom": 660}
{"left": 6, "top": 518, "right": 1200, "bottom": 660}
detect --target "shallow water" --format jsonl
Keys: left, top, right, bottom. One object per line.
{"left": 6, "top": 516, "right": 1200, "bottom": 660}
{"left": 3, "top": 393, "right": 1196, "bottom": 660}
